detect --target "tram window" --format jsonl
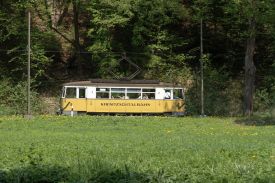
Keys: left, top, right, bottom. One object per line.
{"left": 173, "top": 89, "right": 183, "bottom": 99}
{"left": 79, "top": 88, "right": 86, "bottom": 98}
{"left": 142, "top": 88, "right": 155, "bottom": 99}
{"left": 127, "top": 88, "right": 141, "bottom": 93}
{"left": 149, "top": 93, "right": 155, "bottom": 99}
{"left": 142, "top": 89, "right": 155, "bottom": 92}
{"left": 127, "top": 93, "right": 141, "bottom": 99}
{"left": 164, "top": 89, "right": 172, "bottom": 99}
{"left": 62, "top": 87, "right": 65, "bottom": 98}
{"left": 96, "top": 88, "right": 110, "bottom": 99}
{"left": 111, "top": 88, "right": 125, "bottom": 92}
{"left": 142, "top": 93, "right": 155, "bottom": 99}
{"left": 66, "top": 88, "right": 76, "bottom": 98}
{"left": 111, "top": 88, "right": 125, "bottom": 99}
{"left": 126, "top": 88, "right": 141, "bottom": 99}
{"left": 97, "top": 93, "right": 109, "bottom": 98}
{"left": 111, "top": 93, "right": 125, "bottom": 99}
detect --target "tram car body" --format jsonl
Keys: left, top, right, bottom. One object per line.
{"left": 59, "top": 79, "right": 185, "bottom": 115}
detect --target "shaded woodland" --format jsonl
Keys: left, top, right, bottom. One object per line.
{"left": 0, "top": 0, "right": 274, "bottom": 116}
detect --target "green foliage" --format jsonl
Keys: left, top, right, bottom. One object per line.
{"left": 0, "top": 1, "right": 57, "bottom": 84}
{"left": 144, "top": 54, "right": 193, "bottom": 84}
{"left": 0, "top": 116, "right": 274, "bottom": 182}
{"left": 131, "top": 0, "right": 191, "bottom": 81}
{"left": 254, "top": 85, "right": 275, "bottom": 117}
{"left": 271, "top": 85, "right": 275, "bottom": 108}
{"left": 86, "top": 0, "right": 192, "bottom": 81}
{"left": 254, "top": 89, "right": 271, "bottom": 113}
{"left": 0, "top": 0, "right": 274, "bottom": 116}
{"left": 0, "top": 80, "right": 45, "bottom": 115}
{"left": 87, "top": 0, "right": 134, "bottom": 53}
{"left": 185, "top": 61, "right": 243, "bottom": 116}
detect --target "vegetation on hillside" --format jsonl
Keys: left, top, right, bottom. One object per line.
{"left": 0, "top": 0, "right": 274, "bottom": 115}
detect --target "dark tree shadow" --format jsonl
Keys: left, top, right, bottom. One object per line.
{"left": 0, "top": 164, "right": 70, "bottom": 183}
{"left": 235, "top": 116, "right": 275, "bottom": 126}
{"left": 87, "top": 168, "right": 150, "bottom": 183}
{"left": 0, "top": 163, "right": 153, "bottom": 183}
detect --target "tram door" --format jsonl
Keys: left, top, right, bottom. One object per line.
{"left": 76, "top": 88, "right": 87, "bottom": 112}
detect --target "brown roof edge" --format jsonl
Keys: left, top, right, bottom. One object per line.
{"left": 63, "top": 79, "right": 182, "bottom": 87}
{"left": 89, "top": 79, "right": 160, "bottom": 84}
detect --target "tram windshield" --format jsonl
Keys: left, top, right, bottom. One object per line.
{"left": 63, "top": 87, "right": 86, "bottom": 98}
{"left": 66, "top": 88, "right": 76, "bottom": 98}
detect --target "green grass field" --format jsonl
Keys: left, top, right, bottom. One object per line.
{"left": 0, "top": 116, "right": 274, "bottom": 182}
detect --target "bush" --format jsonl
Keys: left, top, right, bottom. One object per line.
{"left": 185, "top": 66, "right": 243, "bottom": 116}
{"left": 253, "top": 84, "right": 275, "bottom": 117}
{"left": 0, "top": 79, "right": 45, "bottom": 115}
{"left": 254, "top": 89, "right": 270, "bottom": 113}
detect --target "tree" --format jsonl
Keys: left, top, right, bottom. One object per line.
{"left": 244, "top": 0, "right": 256, "bottom": 116}
{"left": 0, "top": 0, "right": 56, "bottom": 84}
{"left": 232, "top": 0, "right": 275, "bottom": 116}
{"left": 86, "top": 0, "right": 193, "bottom": 82}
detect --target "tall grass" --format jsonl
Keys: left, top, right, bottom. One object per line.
{"left": 0, "top": 116, "right": 274, "bottom": 182}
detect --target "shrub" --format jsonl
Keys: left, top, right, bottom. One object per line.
{"left": 0, "top": 79, "right": 45, "bottom": 115}
{"left": 254, "top": 89, "right": 270, "bottom": 113}
{"left": 254, "top": 84, "right": 275, "bottom": 117}
{"left": 185, "top": 66, "right": 243, "bottom": 116}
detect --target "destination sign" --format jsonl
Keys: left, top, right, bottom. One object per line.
{"left": 101, "top": 102, "right": 151, "bottom": 107}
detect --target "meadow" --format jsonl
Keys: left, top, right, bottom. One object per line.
{"left": 0, "top": 116, "right": 274, "bottom": 182}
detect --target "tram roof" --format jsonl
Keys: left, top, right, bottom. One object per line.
{"left": 63, "top": 79, "right": 182, "bottom": 87}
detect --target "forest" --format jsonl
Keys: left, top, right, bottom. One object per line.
{"left": 0, "top": 0, "right": 274, "bottom": 116}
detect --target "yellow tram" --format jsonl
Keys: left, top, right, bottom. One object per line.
{"left": 59, "top": 79, "right": 185, "bottom": 115}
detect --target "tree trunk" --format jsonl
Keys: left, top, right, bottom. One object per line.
{"left": 73, "top": 0, "right": 83, "bottom": 77}
{"left": 244, "top": 18, "right": 256, "bottom": 116}
{"left": 73, "top": 0, "right": 80, "bottom": 52}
